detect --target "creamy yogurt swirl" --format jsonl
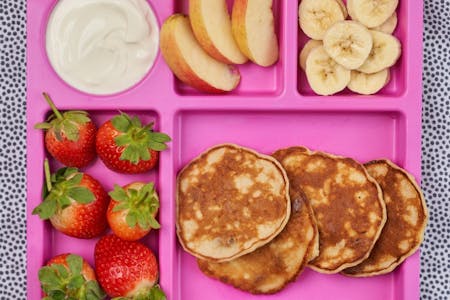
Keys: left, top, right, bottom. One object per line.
{"left": 46, "top": 0, "right": 159, "bottom": 95}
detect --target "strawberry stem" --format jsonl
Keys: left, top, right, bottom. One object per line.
{"left": 43, "top": 92, "right": 63, "bottom": 121}
{"left": 44, "top": 158, "right": 52, "bottom": 192}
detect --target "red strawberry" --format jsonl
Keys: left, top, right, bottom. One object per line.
{"left": 38, "top": 253, "right": 106, "bottom": 299}
{"left": 107, "top": 182, "right": 160, "bottom": 241}
{"left": 95, "top": 113, "right": 171, "bottom": 174}
{"left": 94, "top": 234, "right": 166, "bottom": 299}
{"left": 35, "top": 92, "right": 97, "bottom": 168}
{"left": 32, "top": 159, "right": 109, "bottom": 239}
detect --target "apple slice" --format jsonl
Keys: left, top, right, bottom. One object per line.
{"left": 160, "top": 14, "right": 241, "bottom": 93}
{"left": 189, "top": 0, "right": 247, "bottom": 64}
{"left": 232, "top": 0, "right": 279, "bottom": 67}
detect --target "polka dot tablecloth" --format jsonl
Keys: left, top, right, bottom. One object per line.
{"left": 0, "top": 0, "right": 448, "bottom": 299}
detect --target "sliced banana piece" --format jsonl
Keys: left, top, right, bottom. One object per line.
{"left": 323, "top": 21, "right": 373, "bottom": 70}
{"left": 299, "top": 0, "right": 345, "bottom": 40}
{"left": 300, "top": 40, "right": 323, "bottom": 71}
{"left": 347, "top": 69, "right": 390, "bottom": 95}
{"left": 372, "top": 12, "right": 398, "bottom": 34}
{"left": 347, "top": 0, "right": 398, "bottom": 28}
{"left": 306, "top": 46, "right": 351, "bottom": 96}
{"left": 357, "top": 30, "right": 401, "bottom": 74}
{"left": 335, "top": 0, "right": 348, "bottom": 18}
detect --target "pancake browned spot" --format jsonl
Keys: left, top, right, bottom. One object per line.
{"left": 197, "top": 192, "right": 318, "bottom": 294}
{"left": 343, "top": 160, "right": 428, "bottom": 276}
{"left": 273, "top": 147, "right": 386, "bottom": 274}
{"left": 177, "top": 144, "right": 291, "bottom": 262}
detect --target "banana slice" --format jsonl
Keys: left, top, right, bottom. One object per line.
{"left": 300, "top": 40, "right": 323, "bottom": 71}
{"left": 323, "top": 21, "right": 373, "bottom": 70}
{"left": 347, "top": 69, "right": 390, "bottom": 95}
{"left": 372, "top": 12, "right": 398, "bottom": 34}
{"left": 299, "top": 0, "right": 345, "bottom": 40}
{"left": 335, "top": 0, "right": 348, "bottom": 18}
{"left": 347, "top": 0, "right": 398, "bottom": 28}
{"left": 306, "top": 46, "right": 351, "bottom": 96}
{"left": 357, "top": 30, "right": 401, "bottom": 74}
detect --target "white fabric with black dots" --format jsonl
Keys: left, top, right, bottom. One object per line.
{"left": 0, "top": 0, "right": 448, "bottom": 299}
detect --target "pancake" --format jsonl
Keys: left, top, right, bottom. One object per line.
{"left": 177, "top": 144, "right": 291, "bottom": 262}
{"left": 273, "top": 147, "right": 387, "bottom": 273}
{"left": 197, "top": 191, "right": 318, "bottom": 294}
{"left": 343, "top": 160, "right": 428, "bottom": 276}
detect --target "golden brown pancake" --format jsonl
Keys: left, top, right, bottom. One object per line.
{"left": 197, "top": 191, "right": 318, "bottom": 294}
{"left": 273, "top": 147, "right": 386, "bottom": 273}
{"left": 343, "top": 160, "right": 428, "bottom": 276}
{"left": 177, "top": 144, "right": 291, "bottom": 262}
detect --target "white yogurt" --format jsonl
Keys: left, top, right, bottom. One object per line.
{"left": 46, "top": 0, "right": 159, "bottom": 95}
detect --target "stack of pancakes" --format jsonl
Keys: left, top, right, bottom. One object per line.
{"left": 176, "top": 144, "right": 428, "bottom": 294}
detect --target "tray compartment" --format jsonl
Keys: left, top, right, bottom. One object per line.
{"left": 27, "top": 109, "right": 162, "bottom": 299}
{"left": 173, "top": 0, "right": 285, "bottom": 97}
{"left": 172, "top": 109, "right": 413, "bottom": 300}
{"left": 297, "top": 0, "right": 407, "bottom": 97}
{"left": 32, "top": 0, "right": 175, "bottom": 99}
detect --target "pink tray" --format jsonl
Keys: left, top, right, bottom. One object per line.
{"left": 26, "top": 1, "right": 424, "bottom": 299}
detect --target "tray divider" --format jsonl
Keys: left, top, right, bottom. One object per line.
{"left": 156, "top": 108, "right": 178, "bottom": 300}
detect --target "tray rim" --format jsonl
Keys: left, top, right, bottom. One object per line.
{"left": 26, "top": 0, "right": 424, "bottom": 299}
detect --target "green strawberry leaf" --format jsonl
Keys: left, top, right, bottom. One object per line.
{"left": 121, "top": 144, "right": 140, "bottom": 164}
{"left": 109, "top": 185, "right": 128, "bottom": 201}
{"left": 126, "top": 211, "right": 138, "bottom": 228}
{"left": 66, "top": 254, "right": 83, "bottom": 275}
{"left": 85, "top": 280, "right": 106, "bottom": 299}
{"left": 54, "top": 122, "right": 63, "bottom": 141}
{"left": 60, "top": 195, "right": 72, "bottom": 209}
{"left": 39, "top": 266, "right": 63, "bottom": 287}
{"left": 62, "top": 120, "right": 79, "bottom": 141}
{"left": 63, "top": 167, "right": 79, "bottom": 178}
{"left": 112, "top": 114, "right": 131, "bottom": 132}
{"left": 66, "top": 112, "right": 90, "bottom": 124}
{"left": 112, "top": 202, "right": 129, "bottom": 212}
{"left": 52, "top": 264, "right": 69, "bottom": 280}
{"left": 137, "top": 146, "right": 151, "bottom": 161}
{"left": 131, "top": 116, "right": 143, "bottom": 128}
{"left": 149, "top": 132, "right": 171, "bottom": 143}
{"left": 137, "top": 211, "right": 148, "bottom": 229}
{"left": 149, "top": 285, "right": 167, "bottom": 300}
{"left": 68, "top": 187, "right": 95, "bottom": 204}
{"left": 148, "top": 216, "right": 161, "bottom": 229}
{"left": 148, "top": 141, "right": 168, "bottom": 151}
{"left": 115, "top": 134, "right": 133, "bottom": 147}
{"left": 48, "top": 290, "right": 67, "bottom": 300}
{"left": 35, "top": 122, "right": 53, "bottom": 129}
{"left": 67, "top": 275, "right": 85, "bottom": 290}
{"left": 32, "top": 198, "right": 57, "bottom": 220}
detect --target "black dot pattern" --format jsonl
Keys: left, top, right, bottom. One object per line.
{"left": 0, "top": 0, "right": 27, "bottom": 299}
{"left": 420, "top": 0, "right": 450, "bottom": 299}
{"left": 0, "top": 0, "right": 449, "bottom": 299}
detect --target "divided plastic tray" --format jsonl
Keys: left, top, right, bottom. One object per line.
{"left": 26, "top": 0, "right": 424, "bottom": 299}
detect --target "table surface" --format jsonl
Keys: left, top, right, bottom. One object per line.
{"left": 0, "top": 0, "right": 448, "bottom": 299}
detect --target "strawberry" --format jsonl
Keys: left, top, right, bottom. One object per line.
{"left": 32, "top": 159, "right": 109, "bottom": 239}
{"left": 35, "top": 92, "right": 97, "bottom": 168}
{"left": 38, "top": 253, "right": 106, "bottom": 299}
{"left": 107, "top": 182, "right": 161, "bottom": 241}
{"left": 95, "top": 113, "right": 171, "bottom": 174}
{"left": 94, "top": 234, "right": 166, "bottom": 299}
